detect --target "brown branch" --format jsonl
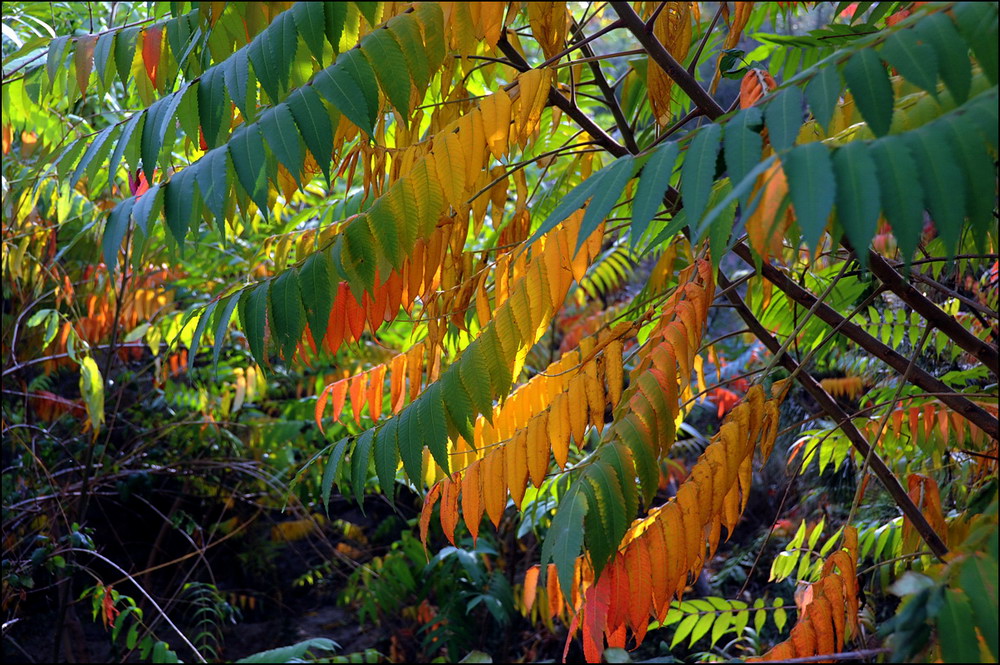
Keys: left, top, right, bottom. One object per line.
{"left": 866, "top": 250, "right": 999, "bottom": 375}
{"left": 717, "top": 272, "right": 951, "bottom": 561}
{"left": 610, "top": 1, "right": 727, "bottom": 120}
{"left": 910, "top": 268, "right": 999, "bottom": 321}
{"left": 732, "top": 242, "right": 999, "bottom": 442}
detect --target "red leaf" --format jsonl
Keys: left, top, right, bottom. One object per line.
{"left": 142, "top": 26, "right": 163, "bottom": 88}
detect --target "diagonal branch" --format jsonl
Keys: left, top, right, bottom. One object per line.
{"left": 610, "top": 1, "right": 727, "bottom": 120}
{"left": 866, "top": 250, "right": 999, "bottom": 374}
{"left": 732, "top": 241, "right": 999, "bottom": 441}
{"left": 716, "top": 272, "right": 951, "bottom": 561}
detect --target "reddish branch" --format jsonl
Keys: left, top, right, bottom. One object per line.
{"left": 717, "top": 272, "right": 951, "bottom": 560}
{"left": 732, "top": 242, "right": 999, "bottom": 442}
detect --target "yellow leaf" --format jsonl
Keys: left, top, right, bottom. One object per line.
{"left": 507, "top": 428, "right": 529, "bottom": 508}
{"left": 527, "top": 411, "right": 550, "bottom": 486}
{"left": 482, "top": 447, "right": 507, "bottom": 528}
{"left": 462, "top": 459, "right": 483, "bottom": 544}
{"left": 551, "top": 394, "right": 570, "bottom": 468}
{"left": 648, "top": 3, "right": 691, "bottom": 125}
{"left": 433, "top": 131, "right": 467, "bottom": 211}
{"left": 480, "top": 91, "right": 512, "bottom": 159}
{"left": 527, "top": 2, "right": 568, "bottom": 61}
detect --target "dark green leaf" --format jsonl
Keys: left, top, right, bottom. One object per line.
{"left": 297, "top": 251, "right": 334, "bottom": 346}
{"left": 198, "top": 65, "right": 228, "bottom": 149}
{"left": 339, "top": 217, "right": 377, "bottom": 295}
{"left": 288, "top": 87, "right": 334, "bottom": 185}
{"left": 615, "top": 416, "right": 658, "bottom": 505}
{"left": 46, "top": 35, "right": 70, "bottom": 85}
{"left": 806, "top": 63, "right": 840, "bottom": 131}
{"left": 832, "top": 142, "right": 880, "bottom": 269}
{"left": 459, "top": 341, "right": 494, "bottom": 423}
{"left": 187, "top": 301, "right": 217, "bottom": 371}
{"left": 104, "top": 197, "right": 135, "bottom": 271}
{"left": 938, "top": 590, "right": 980, "bottom": 664}
{"left": 109, "top": 111, "right": 144, "bottom": 185}
{"left": 195, "top": 147, "right": 229, "bottom": 224}
{"left": 322, "top": 437, "right": 350, "bottom": 515}
{"left": 953, "top": 2, "right": 998, "bottom": 85}
{"left": 224, "top": 48, "right": 253, "bottom": 120}
{"left": 339, "top": 48, "right": 380, "bottom": 133}
{"left": 355, "top": 1, "right": 380, "bottom": 27}
{"left": 164, "top": 167, "right": 199, "bottom": 247}
{"left": 269, "top": 269, "right": 306, "bottom": 361}
{"left": 240, "top": 282, "right": 270, "bottom": 367}
{"left": 399, "top": 404, "right": 424, "bottom": 483}
{"left": 724, "top": 107, "right": 763, "bottom": 206}
{"left": 842, "top": 49, "right": 894, "bottom": 137}
{"left": 441, "top": 366, "right": 476, "bottom": 444}
{"left": 906, "top": 126, "right": 965, "bottom": 258}
{"left": 211, "top": 292, "right": 241, "bottom": 370}
{"left": 247, "top": 11, "right": 297, "bottom": 102}
{"left": 141, "top": 96, "right": 172, "bottom": 182}
{"left": 680, "top": 123, "right": 722, "bottom": 234}
{"left": 916, "top": 13, "right": 971, "bottom": 104}
{"left": 631, "top": 142, "right": 679, "bottom": 247}
{"left": 765, "top": 87, "right": 804, "bottom": 152}
{"left": 421, "top": 382, "right": 450, "bottom": 474}
{"left": 414, "top": 3, "right": 445, "bottom": 73}
{"left": 132, "top": 183, "right": 163, "bottom": 236}
{"left": 72, "top": 124, "right": 117, "bottom": 188}
{"left": 541, "top": 484, "right": 587, "bottom": 597}
{"left": 228, "top": 123, "right": 270, "bottom": 217}
{"left": 361, "top": 28, "right": 412, "bottom": 116}
{"left": 375, "top": 419, "right": 400, "bottom": 500}
{"left": 867, "top": 137, "right": 923, "bottom": 263}
{"left": 365, "top": 198, "right": 402, "bottom": 269}
{"left": 388, "top": 14, "right": 430, "bottom": 92}
{"left": 880, "top": 30, "right": 938, "bottom": 97}
{"left": 312, "top": 61, "right": 374, "bottom": 137}
{"left": 93, "top": 31, "right": 116, "bottom": 89}
{"left": 114, "top": 27, "right": 139, "bottom": 87}
{"left": 960, "top": 557, "right": 999, "bottom": 660}
{"left": 783, "top": 142, "right": 835, "bottom": 252}
{"left": 576, "top": 155, "right": 636, "bottom": 254}
{"left": 351, "top": 429, "right": 375, "bottom": 507}
{"left": 293, "top": 2, "right": 327, "bottom": 63}
{"left": 260, "top": 104, "right": 304, "bottom": 185}
{"left": 325, "top": 2, "right": 347, "bottom": 51}
{"left": 944, "top": 116, "right": 995, "bottom": 250}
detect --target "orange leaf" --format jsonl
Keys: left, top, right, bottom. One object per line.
{"left": 75, "top": 35, "right": 96, "bottom": 96}
{"left": 462, "top": 460, "right": 484, "bottom": 544}
{"left": 330, "top": 380, "right": 348, "bottom": 423}
{"left": 482, "top": 448, "right": 507, "bottom": 528}
{"left": 524, "top": 565, "right": 540, "bottom": 612}
{"left": 420, "top": 482, "right": 442, "bottom": 546}
{"left": 142, "top": 26, "right": 163, "bottom": 89}
{"left": 439, "top": 474, "right": 460, "bottom": 545}
{"left": 348, "top": 373, "right": 366, "bottom": 425}
{"left": 366, "top": 365, "right": 386, "bottom": 422}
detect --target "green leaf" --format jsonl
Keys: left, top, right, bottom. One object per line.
{"left": 598, "top": 443, "right": 638, "bottom": 524}
{"left": 938, "top": 589, "right": 980, "bottom": 663}
{"left": 615, "top": 416, "right": 658, "bottom": 505}
{"left": 288, "top": 86, "right": 335, "bottom": 185}
{"left": 944, "top": 115, "right": 996, "bottom": 251}
{"left": 842, "top": 49, "right": 894, "bottom": 137}
{"left": 247, "top": 11, "right": 297, "bottom": 102}
{"left": 72, "top": 124, "right": 118, "bottom": 189}
{"left": 774, "top": 597, "right": 788, "bottom": 632}
{"left": 361, "top": 28, "right": 412, "bottom": 116}
{"left": 292, "top": 2, "right": 327, "bottom": 64}
{"left": 260, "top": 104, "right": 304, "bottom": 185}
{"left": 399, "top": 404, "right": 424, "bottom": 482}
{"left": 960, "top": 556, "right": 999, "bottom": 660}
{"left": 355, "top": 2, "right": 380, "bottom": 27}
{"left": 681, "top": 123, "right": 722, "bottom": 235}
{"left": 723, "top": 107, "right": 763, "bottom": 206}
{"left": 631, "top": 142, "right": 679, "bottom": 247}
{"left": 198, "top": 65, "right": 228, "bottom": 149}
{"left": 195, "top": 147, "right": 230, "bottom": 225}
{"left": 228, "top": 123, "right": 270, "bottom": 217}
{"left": 575, "top": 155, "right": 635, "bottom": 253}
{"left": 321, "top": 438, "right": 350, "bottom": 515}
{"left": 224, "top": 48, "right": 253, "bottom": 120}
{"left": 806, "top": 58, "right": 841, "bottom": 132}
{"left": 114, "top": 27, "right": 139, "bottom": 87}
{"left": 526, "top": 162, "right": 604, "bottom": 248}
{"left": 93, "top": 31, "right": 116, "bottom": 90}
{"left": 671, "top": 614, "right": 698, "bottom": 649}
{"left": 236, "top": 638, "right": 338, "bottom": 664}
{"left": 765, "top": 87, "right": 804, "bottom": 152}
{"left": 880, "top": 30, "right": 939, "bottom": 97}
{"left": 312, "top": 60, "right": 374, "bottom": 137}
{"left": 211, "top": 292, "right": 241, "bottom": 370}
{"left": 375, "top": 419, "right": 400, "bottom": 500}
{"left": 351, "top": 429, "right": 375, "bottom": 507}
{"left": 441, "top": 367, "right": 476, "bottom": 445}
{"left": 297, "top": 251, "right": 334, "bottom": 347}
{"left": 365, "top": 198, "right": 402, "bottom": 269}
{"left": 421, "top": 382, "right": 450, "bottom": 474}
{"left": 388, "top": 14, "right": 430, "bottom": 92}
{"left": 832, "top": 142, "right": 880, "bottom": 269}
{"left": 456, "top": 342, "right": 491, "bottom": 422}
{"left": 164, "top": 166, "right": 199, "bottom": 247}
{"left": 783, "top": 142, "right": 834, "bottom": 252}
{"left": 711, "top": 611, "right": 732, "bottom": 647}
{"left": 953, "top": 2, "right": 998, "bottom": 85}
{"left": 905, "top": 127, "right": 965, "bottom": 258}
{"left": 325, "top": 2, "right": 347, "bottom": 51}
{"left": 187, "top": 301, "right": 217, "bottom": 371}
{"left": 689, "top": 610, "right": 716, "bottom": 647}
{"left": 584, "top": 461, "right": 626, "bottom": 575}
{"left": 79, "top": 356, "right": 105, "bottom": 436}
{"left": 240, "top": 282, "right": 270, "bottom": 367}
{"left": 46, "top": 35, "right": 70, "bottom": 84}
{"left": 339, "top": 217, "right": 377, "bottom": 294}
{"left": 867, "top": 137, "right": 922, "bottom": 263}
{"left": 541, "top": 484, "right": 588, "bottom": 598}
{"left": 269, "top": 269, "right": 306, "bottom": 361}
{"left": 916, "top": 13, "right": 971, "bottom": 104}
{"left": 132, "top": 183, "right": 163, "bottom": 236}
{"left": 140, "top": 96, "right": 171, "bottom": 182}
{"left": 104, "top": 197, "right": 135, "bottom": 271}
{"left": 109, "top": 112, "right": 144, "bottom": 187}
